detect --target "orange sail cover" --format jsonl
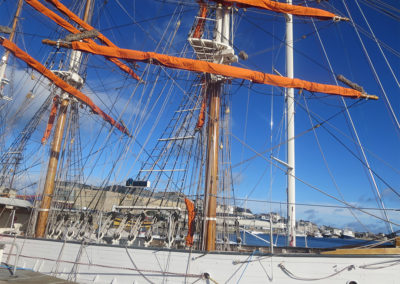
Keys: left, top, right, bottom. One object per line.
{"left": 25, "top": 0, "right": 139, "bottom": 81}
{"left": 46, "top": 0, "right": 125, "bottom": 48}
{"left": 196, "top": 98, "right": 206, "bottom": 130}
{"left": 184, "top": 198, "right": 196, "bottom": 247}
{"left": 196, "top": 82, "right": 207, "bottom": 130}
{"left": 0, "top": 37, "right": 130, "bottom": 135}
{"left": 44, "top": 0, "right": 141, "bottom": 80}
{"left": 69, "top": 41, "right": 369, "bottom": 99}
{"left": 41, "top": 95, "right": 59, "bottom": 144}
{"left": 220, "top": 0, "right": 338, "bottom": 20}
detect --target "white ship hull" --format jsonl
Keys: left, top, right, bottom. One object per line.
{"left": 1, "top": 235, "right": 398, "bottom": 284}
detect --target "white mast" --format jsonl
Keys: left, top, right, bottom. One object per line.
{"left": 285, "top": 2, "right": 296, "bottom": 247}
{"left": 0, "top": 53, "right": 10, "bottom": 99}
{"left": 222, "top": 6, "right": 230, "bottom": 45}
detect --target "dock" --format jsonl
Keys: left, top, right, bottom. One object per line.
{"left": 0, "top": 267, "right": 75, "bottom": 284}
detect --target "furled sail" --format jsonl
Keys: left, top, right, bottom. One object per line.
{"left": 215, "top": 0, "right": 343, "bottom": 20}
{"left": 44, "top": 0, "right": 133, "bottom": 54}
{"left": 57, "top": 40, "right": 376, "bottom": 100}
{"left": 0, "top": 37, "right": 130, "bottom": 135}
{"left": 41, "top": 95, "right": 59, "bottom": 144}
{"left": 25, "top": 0, "right": 140, "bottom": 81}
{"left": 184, "top": 198, "right": 196, "bottom": 247}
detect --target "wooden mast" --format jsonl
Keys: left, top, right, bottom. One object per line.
{"left": 35, "top": 0, "right": 92, "bottom": 238}
{"left": 0, "top": 0, "right": 23, "bottom": 94}
{"left": 204, "top": 4, "right": 225, "bottom": 252}
{"left": 7, "top": 0, "right": 23, "bottom": 43}
{"left": 204, "top": 81, "right": 221, "bottom": 251}
{"left": 35, "top": 99, "right": 68, "bottom": 237}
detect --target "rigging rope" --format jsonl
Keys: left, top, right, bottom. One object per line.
{"left": 299, "top": 12, "right": 371, "bottom": 232}
{"left": 278, "top": 263, "right": 355, "bottom": 281}
{"left": 359, "top": 259, "right": 400, "bottom": 270}
{"left": 307, "top": 0, "right": 394, "bottom": 232}
{"left": 302, "top": 94, "right": 368, "bottom": 232}
{"left": 0, "top": 38, "right": 130, "bottom": 136}
{"left": 359, "top": 0, "right": 400, "bottom": 22}
{"left": 353, "top": 0, "right": 400, "bottom": 117}
{"left": 4, "top": 252, "right": 205, "bottom": 279}
{"left": 231, "top": 97, "right": 363, "bottom": 169}
{"left": 25, "top": 0, "right": 140, "bottom": 81}
{"left": 229, "top": 133, "right": 400, "bottom": 227}
{"left": 339, "top": 1, "right": 400, "bottom": 136}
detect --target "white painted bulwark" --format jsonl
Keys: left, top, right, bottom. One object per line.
{"left": 1, "top": 235, "right": 399, "bottom": 284}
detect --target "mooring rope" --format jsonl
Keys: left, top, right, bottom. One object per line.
{"left": 278, "top": 263, "right": 355, "bottom": 281}
{"left": 359, "top": 259, "right": 400, "bottom": 270}
{"left": 4, "top": 252, "right": 205, "bottom": 279}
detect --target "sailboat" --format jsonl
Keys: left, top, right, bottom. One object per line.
{"left": 0, "top": 0, "right": 399, "bottom": 283}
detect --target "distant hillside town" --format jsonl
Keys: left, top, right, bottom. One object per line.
{"left": 215, "top": 204, "right": 384, "bottom": 240}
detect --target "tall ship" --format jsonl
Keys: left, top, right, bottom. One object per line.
{"left": 0, "top": 0, "right": 399, "bottom": 283}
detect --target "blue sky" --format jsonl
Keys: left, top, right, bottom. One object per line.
{"left": 1, "top": 0, "right": 399, "bottom": 233}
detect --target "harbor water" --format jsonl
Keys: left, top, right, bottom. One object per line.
{"left": 241, "top": 232, "right": 379, "bottom": 248}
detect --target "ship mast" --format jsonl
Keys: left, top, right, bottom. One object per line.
{"left": 286, "top": 0, "right": 296, "bottom": 247}
{"left": 203, "top": 4, "right": 233, "bottom": 251}
{"left": 0, "top": 0, "right": 23, "bottom": 99}
{"left": 204, "top": 80, "right": 221, "bottom": 251}
{"left": 35, "top": 0, "right": 93, "bottom": 238}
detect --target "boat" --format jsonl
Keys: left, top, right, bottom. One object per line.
{"left": 0, "top": 0, "right": 399, "bottom": 283}
{"left": 322, "top": 230, "right": 333, "bottom": 238}
{"left": 313, "top": 231, "right": 323, "bottom": 238}
{"left": 331, "top": 228, "right": 342, "bottom": 238}
{"left": 342, "top": 228, "right": 356, "bottom": 239}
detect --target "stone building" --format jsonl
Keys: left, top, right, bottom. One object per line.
{"left": 52, "top": 181, "right": 183, "bottom": 212}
